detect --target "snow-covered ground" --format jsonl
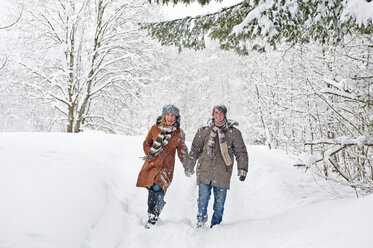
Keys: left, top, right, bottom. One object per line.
{"left": 0, "top": 132, "right": 372, "bottom": 248}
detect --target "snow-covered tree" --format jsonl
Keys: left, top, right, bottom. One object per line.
{"left": 0, "top": 6, "right": 21, "bottom": 70}
{"left": 145, "top": 0, "right": 373, "bottom": 54}
{"left": 11, "top": 0, "right": 158, "bottom": 133}
{"left": 243, "top": 36, "right": 373, "bottom": 194}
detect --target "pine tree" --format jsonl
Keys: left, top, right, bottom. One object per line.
{"left": 144, "top": 0, "right": 373, "bottom": 54}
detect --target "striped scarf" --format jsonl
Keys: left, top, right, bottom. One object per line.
{"left": 143, "top": 125, "right": 176, "bottom": 161}
{"left": 207, "top": 119, "right": 232, "bottom": 166}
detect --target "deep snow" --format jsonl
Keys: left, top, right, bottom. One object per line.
{"left": 0, "top": 132, "right": 372, "bottom": 248}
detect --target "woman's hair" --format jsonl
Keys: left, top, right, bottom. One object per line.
{"left": 156, "top": 115, "right": 180, "bottom": 128}
{"left": 159, "top": 115, "right": 167, "bottom": 127}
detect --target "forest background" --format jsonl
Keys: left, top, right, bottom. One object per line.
{"left": 0, "top": 0, "right": 372, "bottom": 195}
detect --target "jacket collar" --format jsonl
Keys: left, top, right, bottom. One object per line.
{"left": 205, "top": 118, "right": 238, "bottom": 131}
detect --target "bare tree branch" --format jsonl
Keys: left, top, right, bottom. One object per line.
{"left": 0, "top": 6, "right": 23, "bottom": 30}
{"left": 0, "top": 56, "right": 8, "bottom": 70}
{"left": 307, "top": 78, "right": 362, "bottom": 136}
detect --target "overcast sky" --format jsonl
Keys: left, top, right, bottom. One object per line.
{"left": 0, "top": 1, "right": 241, "bottom": 22}
{"left": 164, "top": 0, "right": 242, "bottom": 19}
{"left": 0, "top": 0, "right": 12, "bottom": 23}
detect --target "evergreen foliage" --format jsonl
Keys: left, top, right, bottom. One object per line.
{"left": 144, "top": 0, "right": 373, "bottom": 54}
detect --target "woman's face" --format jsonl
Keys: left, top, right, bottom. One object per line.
{"left": 165, "top": 112, "right": 176, "bottom": 126}
{"left": 213, "top": 108, "right": 225, "bottom": 123}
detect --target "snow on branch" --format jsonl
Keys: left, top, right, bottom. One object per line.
{"left": 89, "top": 54, "right": 136, "bottom": 81}
{"left": 295, "top": 135, "right": 373, "bottom": 168}
{"left": 295, "top": 146, "right": 349, "bottom": 183}
{"left": 231, "top": 0, "right": 273, "bottom": 37}
{"left": 305, "top": 136, "right": 373, "bottom": 147}
{"left": 342, "top": 0, "right": 373, "bottom": 26}
{"left": 320, "top": 88, "right": 357, "bottom": 100}
{"left": 321, "top": 77, "right": 359, "bottom": 100}
{"left": 145, "top": 0, "right": 373, "bottom": 54}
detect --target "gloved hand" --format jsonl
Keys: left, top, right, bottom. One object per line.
{"left": 184, "top": 168, "right": 195, "bottom": 177}
{"left": 238, "top": 169, "right": 247, "bottom": 181}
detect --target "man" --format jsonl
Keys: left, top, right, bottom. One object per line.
{"left": 184, "top": 105, "right": 248, "bottom": 228}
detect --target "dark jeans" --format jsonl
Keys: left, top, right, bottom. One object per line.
{"left": 147, "top": 184, "right": 165, "bottom": 218}
{"left": 197, "top": 183, "right": 227, "bottom": 227}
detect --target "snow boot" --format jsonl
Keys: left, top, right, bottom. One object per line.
{"left": 197, "top": 221, "right": 205, "bottom": 228}
{"left": 145, "top": 214, "right": 158, "bottom": 229}
{"left": 144, "top": 200, "right": 166, "bottom": 229}
{"left": 145, "top": 188, "right": 166, "bottom": 229}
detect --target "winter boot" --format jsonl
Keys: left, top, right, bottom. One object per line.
{"left": 145, "top": 213, "right": 158, "bottom": 229}
{"left": 197, "top": 221, "right": 205, "bottom": 228}
{"left": 144, "top": 201, "right": 166, "bottom": 229}
{"left": 145, "top": 187, "right": 166, "bottom": 229}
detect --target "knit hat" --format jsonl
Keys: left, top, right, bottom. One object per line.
{"left": 162, "top": 104, "right": 180, "bottom": 117}
{"left": 212, "top": 105, "right": 227, "bottom": 116}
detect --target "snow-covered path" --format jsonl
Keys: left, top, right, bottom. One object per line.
{"left": 0, "top": 133, "right": 372, "bottom": 248}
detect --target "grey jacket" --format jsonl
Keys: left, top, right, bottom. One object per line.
{"left": 185, "top": 120, "right": 248, "bottom": 189}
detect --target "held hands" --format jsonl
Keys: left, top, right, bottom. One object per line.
{"left": 238, "top": 169, "right": 247, "bottom": 181}
{"left": 184, "top": 168, "right": 195, "bottom": 177}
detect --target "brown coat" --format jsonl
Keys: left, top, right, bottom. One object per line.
{"left": 136, "top": 124, "right": 188, "bottom": 194}
{"left": 184, "top": 121, "right": 248, "bottom": 189}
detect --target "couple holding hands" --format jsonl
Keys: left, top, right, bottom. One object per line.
{"left": 136, "top": 104, "right": 248, "bottom": 229}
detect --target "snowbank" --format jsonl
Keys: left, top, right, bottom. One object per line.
{"left": 0, "top": 133, "right": 372, "bottom": 248}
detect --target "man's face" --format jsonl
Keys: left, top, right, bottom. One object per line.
{"left": 165, "top": 112, "right": 176, "bottom": 125}
{"left": 213, "top": 108, "right": 225, "bottom": 123}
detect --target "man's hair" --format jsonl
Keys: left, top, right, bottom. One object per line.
{"left": 212, "top": 105, "right": 228, "bottom": 116}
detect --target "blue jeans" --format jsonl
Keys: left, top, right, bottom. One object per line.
{"left": 197, "top": 183, "right": 227, "bottom": 227}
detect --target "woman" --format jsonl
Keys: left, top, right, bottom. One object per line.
{"left": 136, "top": 104, "right": 188, "bottom": 228}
